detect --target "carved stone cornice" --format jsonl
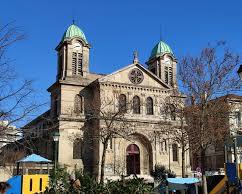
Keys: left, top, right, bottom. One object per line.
{"left": 99, "top": 81, "right": 172, "bottom": 94}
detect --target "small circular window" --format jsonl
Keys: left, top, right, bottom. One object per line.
{"left": 128, "top": 68, "right": 144, "bottom": 84}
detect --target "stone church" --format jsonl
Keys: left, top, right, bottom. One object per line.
{"left": 24, "top": 24, "right": 190, "bottom": 180}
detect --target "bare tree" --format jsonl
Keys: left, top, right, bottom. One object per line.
{"left": 84, "top": 93, "right": 134, "bottom": 183}
{"left": 178, "top": 41, "right": 240, "bottom": 173}
{"left": 159, "top": 90, "right": 189, "bottom": 177}
{"left": 0, "top": 22, "right": 44, "bottom": 162}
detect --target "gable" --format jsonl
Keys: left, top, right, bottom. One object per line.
{"left": 98, "top": 63, "right": 170, "bottom": 89}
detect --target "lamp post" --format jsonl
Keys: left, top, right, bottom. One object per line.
{"left": 233, "top": 137, "right": 239, "bottom": 194}
{"left": 234, "top": 66, "right": 242, "bottom": 193}
{"left": 52, "top": 131, "right": 60, "bottom": 171}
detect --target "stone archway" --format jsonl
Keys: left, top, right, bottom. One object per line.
{"left": 112, "top": 133, "right": 153, "bottom": 176}
{"left": 126, "top": 144, "right": 140, "bottom": 175}
{"left": 129, "top": 133, "right": 153, "bottom": 175}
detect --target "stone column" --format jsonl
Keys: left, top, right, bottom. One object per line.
{"left": 66, "top": 44, "right": 72, "bottom": 77}
{"left": 82, "top": 46, "right": 89, "bottom": 76}
{"left": 159, "top": 58, "right": 165, "bottom": 81}
{"left": 141, "top": 93, "right": 145, "bottom": 116}
{"left": 62, "top": 45, "right": 66, "bottom": 79}
{"left": 173, "top": 61, "right": 177, "bottom": 87}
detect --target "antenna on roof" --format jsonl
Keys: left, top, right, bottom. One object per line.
{"left": 159, "top": 24, "right": 163, "bottom": 41}
{"left": 71, "top": 0, "right": 77, "bottom": 25}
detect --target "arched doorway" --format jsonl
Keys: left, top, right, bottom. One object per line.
{"left": 126, "top": 144, "right": 140, "bottom": 175}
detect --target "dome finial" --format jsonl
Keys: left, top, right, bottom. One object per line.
{"left": 133, "top": 50, "right": 139, "bottom": 64}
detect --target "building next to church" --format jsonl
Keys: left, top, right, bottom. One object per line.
{"left": 190, "top": 94, "right": 242, "bottom": 173}
{"left": 22, "top": 23, "right": 191, "bottom": 180}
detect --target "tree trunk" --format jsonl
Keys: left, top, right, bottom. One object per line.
{"left": 200, "top": 105, "right": 206, "bottom": 174}
{"left": 100, "top": 141, "right": 108, "bottom": 183}
{"left": 200, "top": 148, "right": 206, "bottom": 174}
{"left": 182, "top": 144, "right": 185, "bottom": 177}
{"left": 181, "top": 119, "right": 186, "bottom": 177}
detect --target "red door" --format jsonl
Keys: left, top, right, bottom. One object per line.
{"left": 126, "top": 144, "right": 140, "bottom": 175}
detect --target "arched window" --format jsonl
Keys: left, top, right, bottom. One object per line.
{"left": 164, "top": 139, "right": 167, "bottom": 152}
{"left": 146, "top": 97, "right": 154, "bottom": 115}
{"left": 169, "top": 67, "right": 173, "bottom": 86}
{"left": 118, "top": 94, "right": 127, "bottom": 113}
{"left": 72, "top": 51, "right": 83, "bottom": 76}
{"left": 133, "top": 96, "right": 140, "bottom": 114}
{"left": 164, "top": 56, "right": 173, "bottom": 86}
{"left": 172, "top": 143, "right": 178, "bottom": 161}
{"left": 74, "top": 94, "right": 83, "bottom": 114}
{"left": 165, "top": 66, "right": 168, "bottom": 84}
{"left": 72, "top": 52, "right": 77, "bottom": 75}
{"left": 73, "top": 138, "right": 82, "bottom": 159}
{"left": 169, "top": 104, "right": 176, "bottom": 120}
{"left": 77, "top": 53, "right": 83, "bottom": 75}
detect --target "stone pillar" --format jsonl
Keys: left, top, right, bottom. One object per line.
{"left": 156, "top": 61, "right": 160, "bottom": 77}
{"left": 159, "top": 58, "right": 165, "bottom": 81}
{"left": 141, "top": 93, "right": 145, "bottom": 116}
{"left": 66, "top": 44, "right": 72, "bottom": 77}
{"left": 82, "top": 46, "right": 89, "bottom": 76}
{"left": 62, "top": 45, "right": 66, "bottom": 79}
{"left": 172, "top": 61, "right": 177, "bottom": 87}
{"left": 152, "top": 141, "right": 156, "bottom": 169}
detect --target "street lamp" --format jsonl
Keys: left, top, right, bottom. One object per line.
{"left": 52, "top": 131, "right": 60, "bottom": 170}
{"left": 237, "top": 65, "right": 242, "bottom": 80}
{"left": 53, "top": 131, "right": 60, "bottom": 142}
{"left": 230, "top": 64, "right": 241, "bottom": 192}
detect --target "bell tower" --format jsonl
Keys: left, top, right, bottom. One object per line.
{"left": 146, "top": 40, "right": 177, "bottom": 87}
{"left": 55, "top": 24, "right": 91, "bottom": 80}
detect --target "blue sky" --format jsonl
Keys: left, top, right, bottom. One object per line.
{"left": 1, "top": 0, "right": 242, "bottom": 115}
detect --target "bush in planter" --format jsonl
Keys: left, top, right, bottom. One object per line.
{"left": 76, "top": 172, "right": 104, "bottom": 193}
{"left": 103, "top": 177, "right": 153, "bottom": 194}
{"left": 47, "top": 166, "right": 154, "bottom": 194}
{"left": 75, "top": 169, "right": 153, "bottom": 193}
{"left": 47, "top": 164, "right": 71, "bottom": 193}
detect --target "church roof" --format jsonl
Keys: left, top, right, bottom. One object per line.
{"left": 149, "top": 40, "right": 173, "bottom": 59}
{"left": 61, "top": 24, "right": 87, "bottom": 43}
{"left": 98, "top": 63, "right": 171, "bottom": 89}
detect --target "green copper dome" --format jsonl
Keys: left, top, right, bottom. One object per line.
{"left": 62, "top": 24, "right": 87, "bottom": 43}
{"left": 149, "top": 41, "right": 173, "bottom": 59}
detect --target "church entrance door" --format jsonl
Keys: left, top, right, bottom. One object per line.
{"left": 126, "top": 144, "right": 140, "bottom": 175}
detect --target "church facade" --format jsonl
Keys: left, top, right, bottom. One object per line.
{"left": 24, "top": 24, "right": 190, "bottom": 180}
